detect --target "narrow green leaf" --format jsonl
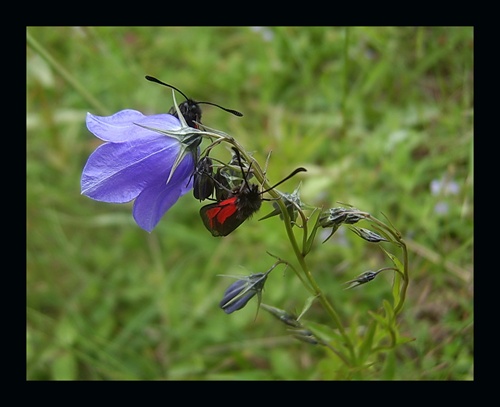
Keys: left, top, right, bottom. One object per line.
{"left": 379, "top": 247, "right": 405, "bottom": 306}
{"left": 367, "top": 310, "right": 388, "bottom": 328}
{"left": 298, "top": 295, "right": 318, "bottom": 320}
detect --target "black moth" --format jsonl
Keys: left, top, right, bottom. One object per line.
{"left": 193, "top": 149, "right": 251, "bottom": 202}
{"left": 193, "top": 156, "right": 216, "bottom": 201}
{"left": 145, "top": 75, "right": 242, "bottom": 128}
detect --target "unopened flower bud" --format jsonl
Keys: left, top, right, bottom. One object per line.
{"left": 319, "top": 207, "right": 365, "bottom": 243}
{"left": 319, "top": 207, "right": 364, "bottom": 228}
{"left": 219, "top": 264, "right": 279, "bottom": 314}
{"left": 219, "top": 273, "right": 268, "bottom": 314}
{"left": 259, "top": 186, "right": 302, "bottom": 223}
{"left": 260, "top": 303, "right": 301, "bottom": 328}
{"left": 344, "top": 268, "right": 389, "bottom": 289}
{"left": 260, "top": 304, "right": 320, "bottom": 345}
{"left": 290, "top": 328, "right": 319, "bottom": 345}
{"left": 349, "top": 227, "right": 388, "bottom": 243}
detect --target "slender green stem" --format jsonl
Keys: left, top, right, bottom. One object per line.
{"left": 27, "top": 29, "right": 110, "bottom": 115}
{"left": 364, "top": 213, "right": 409, "bottom": 315}
{"left": 394, "top": 240, "right": 409, "bottom": 315}
{"left": 276, "top": 199, "right": 355, "bottom": 356}
{"left": 236, "top": 154, "right": 356, "bottom": 362}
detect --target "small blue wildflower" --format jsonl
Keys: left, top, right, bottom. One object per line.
{"left": 250, "top": 26, "right": 274, "bottom": 41}
{"left": 430, "top": 178, "right": 460, "bottom": 196}
{"left": 81, "top": 109, "right": 196, "bottom": 232}
{"left": 434, "top": 201, "right": 449, "bottom": 215}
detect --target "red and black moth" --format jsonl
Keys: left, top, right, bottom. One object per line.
{"left": 145, "top": 75, "right": 243, "bottom": 129}
{"left": 200, "top": 148, "right": 306, "bottom": 237}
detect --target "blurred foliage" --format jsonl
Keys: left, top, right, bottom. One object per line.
{"left": 27, "top": 26, "right": 473, "bottom": 380}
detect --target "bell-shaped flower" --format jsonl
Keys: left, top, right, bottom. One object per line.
{"left": 81, "top": 109, "right": 197, "bottom": 232}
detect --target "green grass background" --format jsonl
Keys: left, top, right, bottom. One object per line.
{"left": 27, "top": 26, "right": 473, "bottom": 380}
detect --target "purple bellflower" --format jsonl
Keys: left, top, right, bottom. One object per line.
{"left": 81, "top": 109, "right": 197, "bottom": 232}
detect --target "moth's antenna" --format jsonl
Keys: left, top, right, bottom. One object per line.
{"left": 231, "top": 147, "right": 306, "bottom": 194}
{"left": 261, "top": 167, "right": 307, "bottom": 194}
{"left": 145, "top": 75, "right": 190, "bottom": 101}
{"left": 196, "top": 101, "right": 243, "bottom": 117}
{"left": 145, "top": 75, "right": 243, "bottom": 117}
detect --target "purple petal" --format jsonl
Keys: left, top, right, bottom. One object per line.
{"left": 86, "top": 110, "right": 181, "bottom": 142}
{"left": 222, "top": 292, "right": 255, "bottom": 314}
{"left": 132, "top": 153, "right": 195, "bottom": 232}
{"left": 81, "top": 134, "right": 184, "bottom": 203}
{"left": 219, "top": 280, "right": 256, "bottom": 314}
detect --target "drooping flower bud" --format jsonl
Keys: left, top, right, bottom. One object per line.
{"left": 318, "top": 206, "right": 365, "bottom": 242}
{"left": 260, "top": 303, "right": 301, "bottom": 328}
{"left": 219, "top": 266, "right": 275, "bottom": 314}
{"left": 349, "top": 227, "right": 388, "bottom": 243}
{"left": 343, "top": 267, "right": 394, "bottom": 289}
{"left": 319, "top": 207, "right": 364, "bottom": 228}
{"left": 290, "top": 329, "right": 319, "bottom": 345}
{"left": 260, "top": 303, "right": 320, "bottom": 345}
